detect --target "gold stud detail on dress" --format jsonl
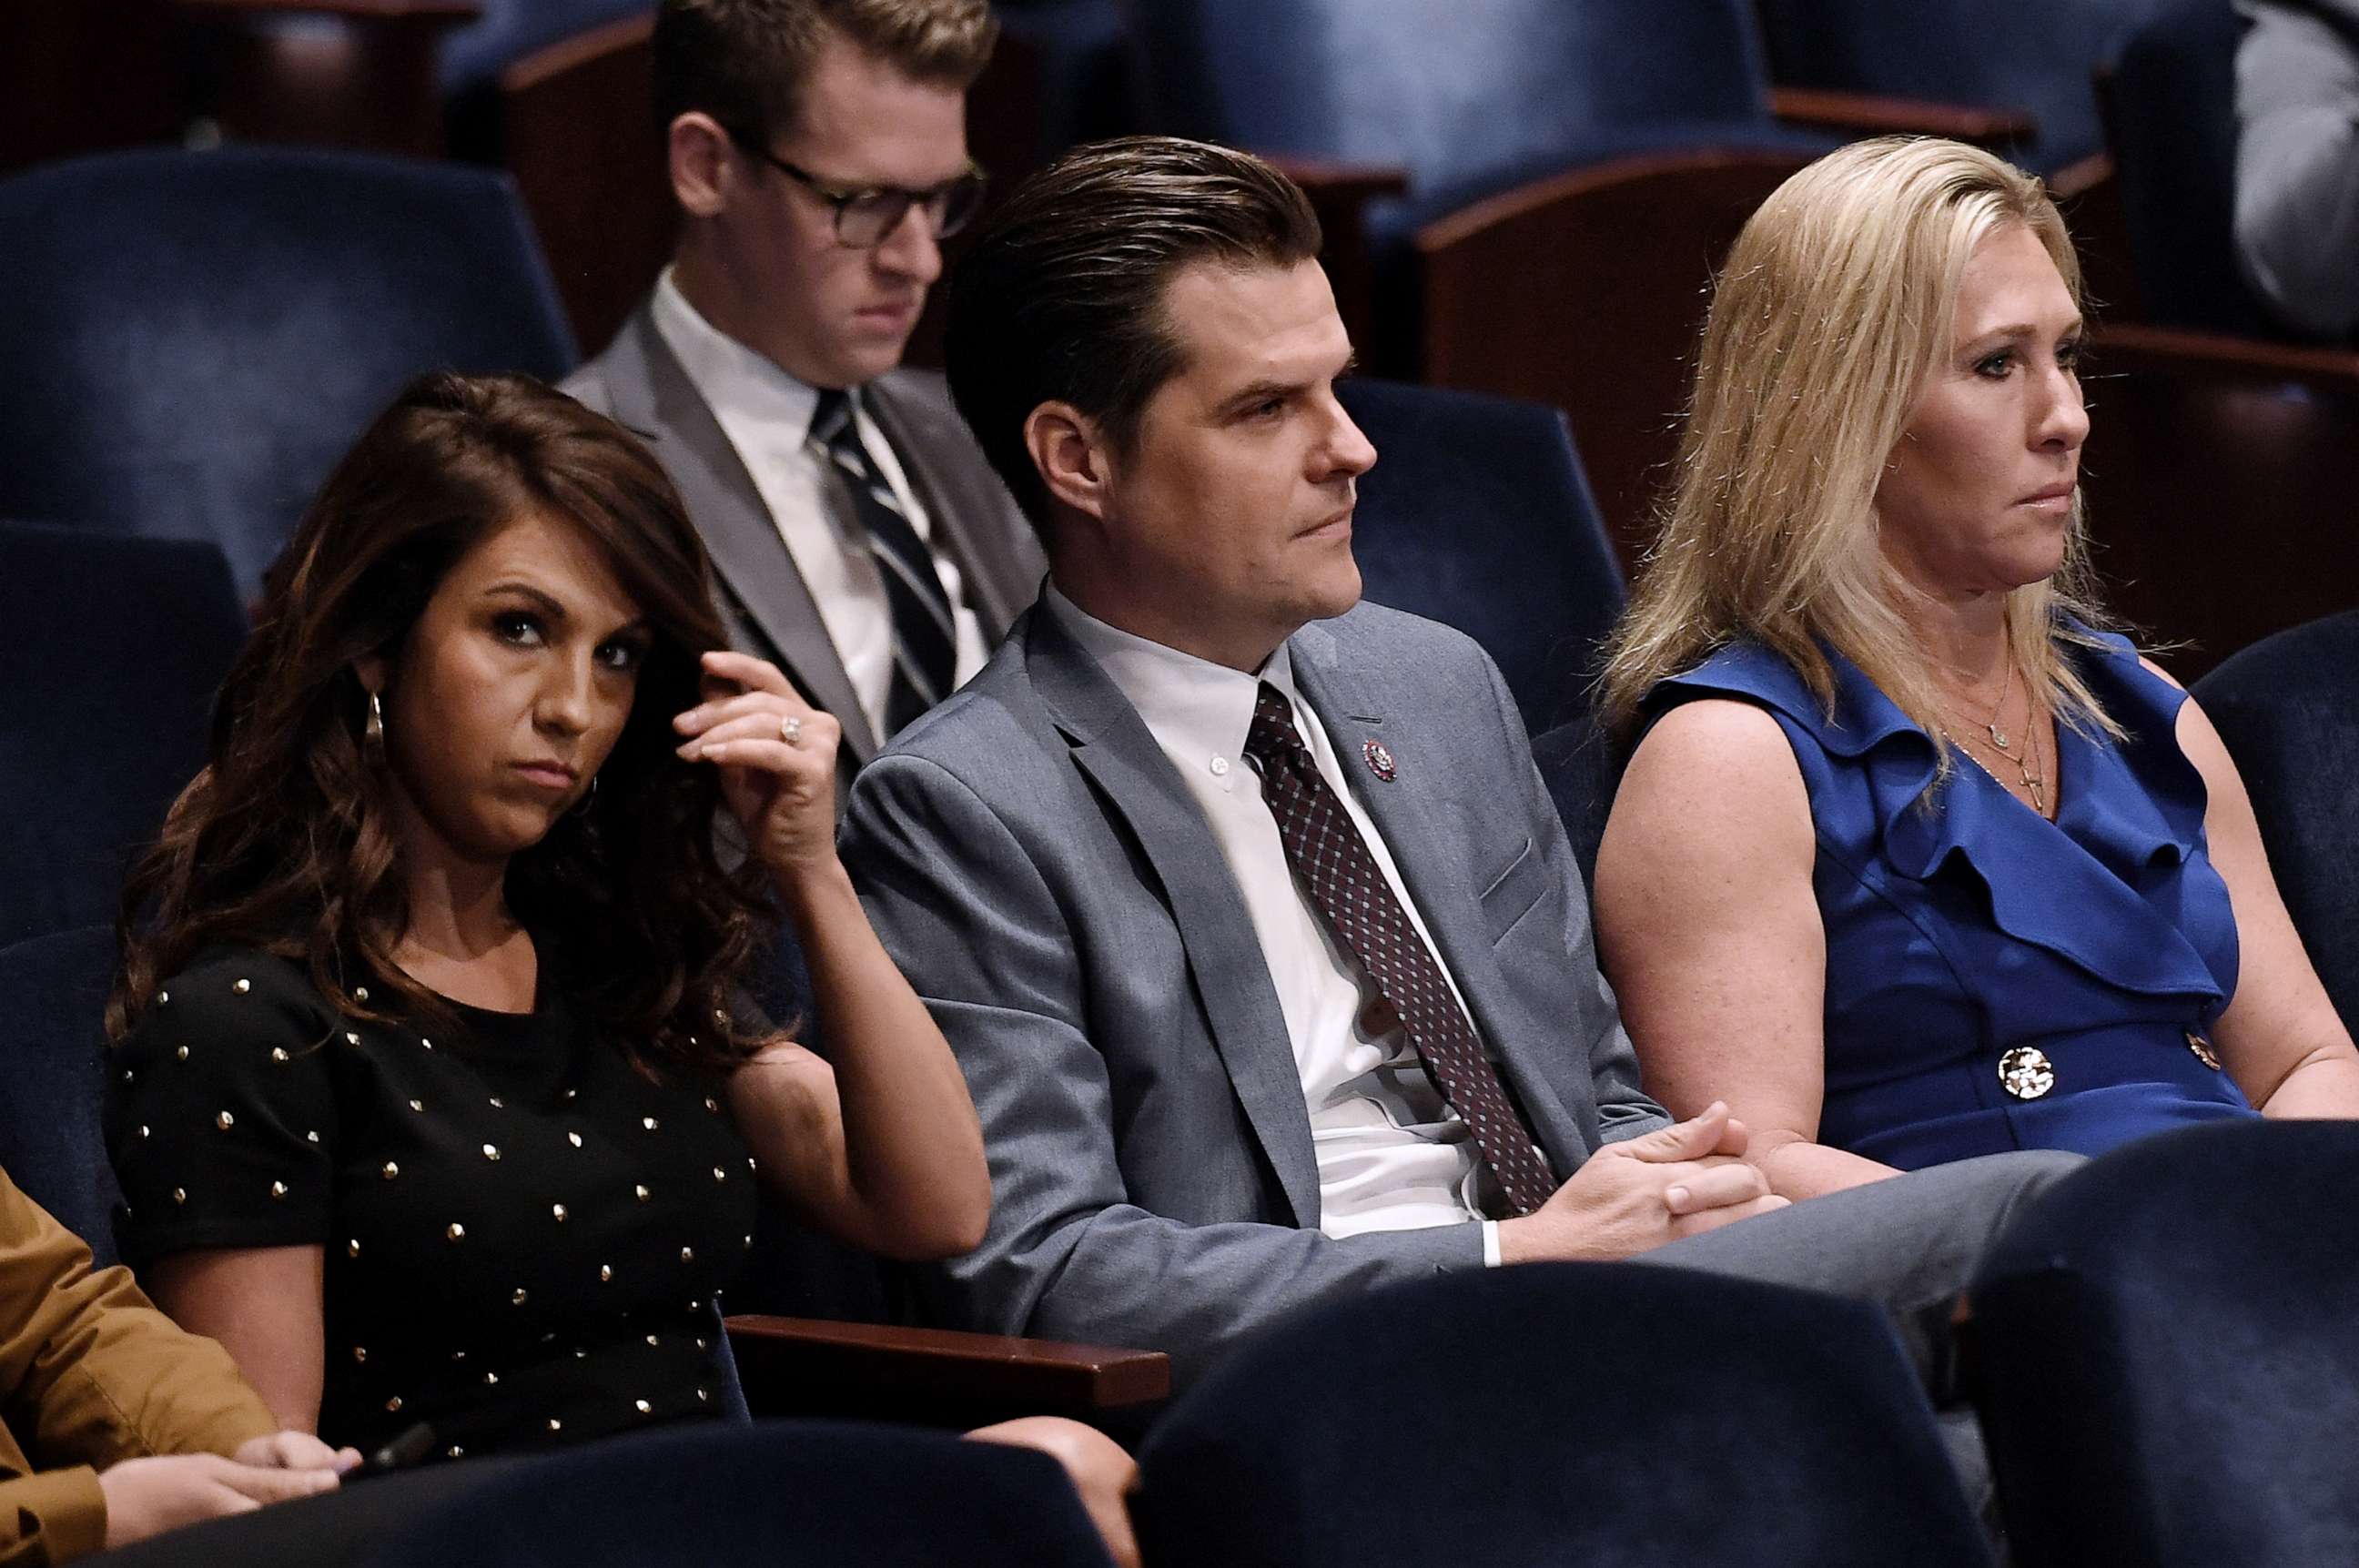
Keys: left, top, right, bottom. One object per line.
{"left": 1998, "top": 1045, "right": 2057, "bottom": 1101}
{"left": 489, "top": 1097, "right": 504, "bottom": 1109}
{"left": 175, "top": 1046, "right": 188, "bottom": 1061}
{"left": 713, "top": 1167, "right": 726, "bottom": 1183}
{"left": 307, "top": 1130, "right": 320, "bottom": 1144}
{"left": 158, "top": 990, "right": 170, "bottom": 1006}
{"left": 695, "top": 1338, "right": 707, "bottom": 1352}
{"left": 452, "top": 1350, "right": 466, "bottom": 1361}
{"left": 705, "top": 1098, "right": 718, "bottom": 1114}
{"left": 447, "top": 1223, "right": 466, "bottom": 1241}
{"left": 552, "top": 1203, "right": 568, "bottom": 1222}
{"left": 420, "top": 1037, "right": 433, "bottom": 1051}
{"left": 697, "top": 1388, "right": 710, "bottom": 1403}
{"left": 642, "top": 1117, "right": 658, "bottom": 1132}
{"left": 548, "top": 1418, "right": 563, "bottom": 1433}
{"left": 599, "top": 1264, "right": 613, "bottom": 1282}
{"left": 2186, "top": 1029, "right": 2223, "bottom": 1071}
{"left": 348, "top": 1239, "right": 360, "bottom": 1258}
{"left": 483, "top": 1371, "right": 499, "bottom": 1386}
{"left": 408, "top": 1099, "right": 423, "bottom": 1113}
{"left": 562, "top": 1087, "right": 577, "bottom": 1101}
{"left": 271, "top": 1047, "right": 289, "bottom": 1064}
{"left": 216, "top": 1111, "right": 235, "bottom": 1131}
{"left": 680, "top": 1247, "right": 694, "bottom": 1264}
{"left": 714, "top": 1007, "right": 728, "bottom": 1025}
{"left": 137, "top": 1125, "right": 150, "bottom": 1139}
{"left": 386, "top": 1396, "right": 402, "bottom": 1413}
{"left": 634, "top": 1184, "right": 650, "bottom": 1202}
{"left": 634, "top": 1399, "right": 653, "bottom": 1415}
{"left": 567, "top": 1132, "right": 583, "bottom": 1148}
{"left": 172, "top": 1188, "right": 187, "bottom": 1205}
{"left": 382, "top": 1161, "right": 400, "bottom": 1179}
{"left": 512, "top": 1288, "right": 529, "bottom": 1305}
{"left": 743, "top": 1234, "right": 753, "bottom": 1249}
{"left": 353, "top": 1346, "right": 368, "bottom": 1363}
{"left": 445, "top": 1445, "right": 463, "bottom": 1460}
{"left": 354, "top": 986, "right": 370, "bottom": 1004}
{"left": 482, "top": 1143, "right": 501, "bottom": 1162}
{"left": 344, "top": 1032, "right": 360, "bottom": 1047}
{"left": 270, "top": 1180, "right": 289, "bottom": 1199}
{"left": 234, "top": 978, "right": 251, "bottom": 994}
{"left": 646, "top": 1334, "right": 661, "bottom": 1348}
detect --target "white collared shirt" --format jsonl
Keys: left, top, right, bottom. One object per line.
{"left": 1045, "top": 587, "right": 1503, "bottom": 1264}
{"left": 650, "top": 268, "right": 990, "bottom": 741}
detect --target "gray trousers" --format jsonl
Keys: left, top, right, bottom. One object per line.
{"left": 1636, "top": 1147, "right": 2084, "bottom": 1532}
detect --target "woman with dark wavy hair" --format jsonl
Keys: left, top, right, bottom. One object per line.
{"left": 101, "top": 371, "right": 990, "bottom": 1462}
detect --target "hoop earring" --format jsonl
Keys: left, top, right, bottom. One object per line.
{"left": 364, "top": 691, "right": 385, "bottom": 751}
{"left": 569, "top": 775, "right": 599, "bottom": 817}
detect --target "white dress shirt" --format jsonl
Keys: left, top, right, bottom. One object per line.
{"left": 651, "top": 268, "right": 990, "bottom": 741}
{"left": 1046, "top": 588, "right": 1503, "bottom": 1264}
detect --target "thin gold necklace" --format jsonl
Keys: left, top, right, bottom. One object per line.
{"left": 1944, "top": 660, "right": 2050, "bottom": 817}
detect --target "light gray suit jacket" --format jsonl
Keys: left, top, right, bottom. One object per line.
{"left": 840, "top": 598, "right": 1668, "bottom": 1386}
{"left": 562, "top": 302, "right": 1046, "bottom": 766}
{"left": 2236, "top": 0, "right": 2359, "bottom": 338}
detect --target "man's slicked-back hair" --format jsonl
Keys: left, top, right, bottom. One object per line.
{"left": 654, "top": 0, "right": 997, "bottom": 146}
{"left": 943, "top": 135, "right": 1324, "bottom": 530}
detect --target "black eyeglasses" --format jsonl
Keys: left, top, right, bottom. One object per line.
{"left": 724, "top": 126, "right": 987, "bottom": 248}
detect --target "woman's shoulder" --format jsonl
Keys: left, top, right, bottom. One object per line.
{"left": 131, "top": 944, "right": 343, "bottom": 1050}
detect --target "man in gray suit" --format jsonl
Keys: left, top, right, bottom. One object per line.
{"left": 566, "top": 0, "right": 1043, "bottom": 775}
{"left": 2236, "top": 0, "right": 2359, "bottom": 339}
{"left": 841, "top": 137, "right": 2074, "bottom": 1392}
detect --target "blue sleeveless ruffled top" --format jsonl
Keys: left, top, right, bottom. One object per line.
{"left": 1647, "top": 629, "right": 2255, "bottom": 1169}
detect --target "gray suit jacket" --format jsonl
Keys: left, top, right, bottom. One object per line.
{"left": 840, "top": 598, "right": 1667, "bottom": 1386}
{"left": 563, "top": 302, "right": 1046, "bottom": 765}
{"left": 2236, "top": 0, "right": 2359, "bottom": 338}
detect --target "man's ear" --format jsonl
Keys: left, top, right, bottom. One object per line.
{"left": 669, "top": 112, "right": 735, "bottom": 219}
{"left": 1025, "top": 401, "right": 1115, "bottom": 526}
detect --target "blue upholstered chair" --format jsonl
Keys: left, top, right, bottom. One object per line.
{"left": 1530, "top": 714, "right": 1622, "bottom": 894}
{"left": 2192, "top": 610, "right": 2359, "bottom": 1035}
{"left": 1339, "top": 379, "right": 1626, "bottom": 735}
{"left": 1133, "top": 0, "right": 1816, "bottom": 226}
{"left": 0, "top": 926, "right": 123, "bottom": 1265}
{"left": 354, "top": 1421, "right": 1115, "bottom": 1567}
{"left": 436, "top": 0, "right": 654, "bottom": 96}
{"left": 1969, "top": 1119, "right": 2359, "bottom": 1565}
{"left": 1753, "top": 0, "right": 2146, "bottom": 177}
{"left": 2101, "top": 0, "right": 2277, "bottom": 336}
{"left": 0, "top": 523, "right": 248, "bottom": 949}
{"left": 1130, "top": 1261, "right": 1989, "bottom": 1568}
{"left": 0, "top": 147, "right": 576, "bottom": 597}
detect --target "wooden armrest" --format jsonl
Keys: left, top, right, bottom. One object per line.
{"left": 1769, "top": 86, "right": 2037, "bottom": 149}
{"left": 724, "top": 1314, "right": 1169, "bottom": 1425}
{"left": 2094, "top": 321, "right": 2359, "bottom": 386}
{"left": 173, "top": 0, "right": 479, "bottom": 20}
{"left": 1262, "top": 155, "right": 1412, "bottom": 203}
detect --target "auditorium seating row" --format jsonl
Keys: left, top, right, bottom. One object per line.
{"left": 7, "top": 911, "right": 2359, "bottom": 1567}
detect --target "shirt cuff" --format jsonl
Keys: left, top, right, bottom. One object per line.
{"left": 1480, "top": 1219, "right": 1502, "bottom": 1268}
{"left": 2, "top": 1466, "right": 109, "bottom": 1563}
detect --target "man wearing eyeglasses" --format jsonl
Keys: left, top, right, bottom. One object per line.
{"left": 567, "top": 0, "right": 1042, "bottom": 768}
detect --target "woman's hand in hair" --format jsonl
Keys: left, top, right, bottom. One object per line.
{"left": 674, "top": 651, "right": 843, "bottom": 885}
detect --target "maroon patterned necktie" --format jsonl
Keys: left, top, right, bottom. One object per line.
{"left": 1242, "top": 682, "right": 1558, "bottom": 1217}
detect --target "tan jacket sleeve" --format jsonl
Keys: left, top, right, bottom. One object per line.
{"left": 0, "top": 1168, "right": 278, "bottom": 1563}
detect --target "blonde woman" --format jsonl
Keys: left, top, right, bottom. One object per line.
{"left": 1594, "top": 137, "right": 2359, "bottom": 1201}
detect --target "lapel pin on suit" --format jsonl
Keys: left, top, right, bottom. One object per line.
{"left": 1362, "top": 739, "right": 1397, "bottom": 782}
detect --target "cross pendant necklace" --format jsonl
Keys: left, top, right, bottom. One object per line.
{"left": 1954, "top": 659, "right": 2050, "bottom": 817}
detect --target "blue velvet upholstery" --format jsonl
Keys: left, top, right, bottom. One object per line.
{"left": 436, "top": 0, "right": 656, "bottom": 95}
{"left": 2192, "top": 610, "right": 2359, "bottom": 1035}
{"left": 1340, "top": 379, "right": 1626, "bottom": 734}
{"left": 1969, "top": 1119, "right": 2359, "bottom": 1565}
{"left": 1131, "top": 0, "right": 1823, "bottom": 243}
{"left": 1754, "top": 0, "right": 2149, "bottom": 175}
{"left": 0, "top": 926, "right": 122, "bottom": 1266}
{"left": 2104, "top": 0, "right": 2275, "bottom": 335}
{"left": 0, "top": 522, "right": 246, "bottom": 949}
{"left": 1530, "top": 713, "right": 1622, "bottom": 891}
{"left": 1130, "top": 1262, "right": 1988, "bottom": 1568}
{"left": 0, "top": 147, "right": 576, "bottom": 597}
{"left": 354, "top": 1420, "right": 1116, "bottom": 1567}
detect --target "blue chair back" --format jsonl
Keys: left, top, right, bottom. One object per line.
{"left": 1970, "top": 1120, "right": 2359, "bottom": 1565}
{"left": 2103, "top": 0, "right": 2274, "bottom": 335}
{"left": 0, "top": 522, "right": 247, "bottom": 948}
{"left": 356, "top": 1420, "right": 1116, "bottom": 1567}
{"left": 1755, "top": 0, "right": 2141, "bottom": 175}
{"left": 0, "top": 926, "right": 122, "bottom": 1264}
{"left": 1133, "top": 0, "right": 1797, "bottom": 229}
{"left": 1530, "top": 713, "right": 1622, "bottom": 892}
{"left": 2192, "top": 609, "right": 2359, "bottom": 1034}
{"left": 1341, "top": 379, "right": 1626, "bottom": 734}
{"left": 1131, "top": 1261, "right": 1988, "bottom": 1568}
{"left": 437, "top": 0, "right": 655, "bottom": 95}
{"left": 0, "top": 147, "right": 576, "bottom": 597}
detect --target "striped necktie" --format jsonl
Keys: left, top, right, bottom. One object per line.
{"left": 809, "top": 389, "right": 957, "bottom": 734}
